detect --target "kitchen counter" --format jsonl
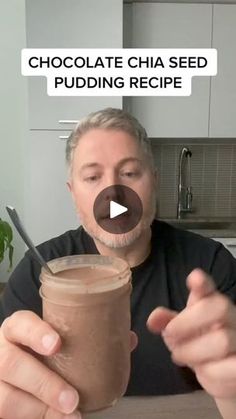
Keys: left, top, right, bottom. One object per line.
{"left": 189, "top": 229, "right": 236, "bottom": 238}
{"left": 84, "top": 391, "right": 221, "bottom": 419}
{"left": 161, "top": 217, "right": 236, "bottom": 238}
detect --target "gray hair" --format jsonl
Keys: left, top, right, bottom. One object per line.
{"left": 66, "top": 107, "right": 155, "bottom": 176}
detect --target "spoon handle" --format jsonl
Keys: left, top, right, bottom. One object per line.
{"left": 6, "top": 206, "right": 54, "bottom": 275}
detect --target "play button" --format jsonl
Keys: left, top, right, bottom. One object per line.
{"left": 93, "top": 185, "right": 143, "bottom": 234}
{"left": 110, "top": 201, "right": 128, "bottom": 219}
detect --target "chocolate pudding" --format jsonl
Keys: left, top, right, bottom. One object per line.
{"left": 39, "top": 255, "right": 132, "bottom": 413}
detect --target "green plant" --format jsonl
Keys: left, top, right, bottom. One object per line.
{"left": 0, "top": 218, "right": 14, "bottom": 270}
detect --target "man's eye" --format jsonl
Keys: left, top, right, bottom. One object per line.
{"left": 84, "top": 175, "right": 100, "bottom": 182}
{"left": 121, "top": 171, "right": 139, "bottom": 178}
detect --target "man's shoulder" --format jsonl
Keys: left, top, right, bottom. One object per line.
{"left": 152, "top": 219, "right": 221, "bottom": 253}
{"left": 33, "top": 225, "right": 86, "bottom": 261}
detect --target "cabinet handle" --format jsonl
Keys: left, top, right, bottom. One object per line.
{"left": 226, "top": 244, "right": 236, "bottom": 248}
{"left": 59, "top": 120, "right": 79, "bottom": 124}
{"left": 59, "top": 135, "right": 69, "bottom": 140}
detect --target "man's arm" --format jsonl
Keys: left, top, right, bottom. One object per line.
{"left": 147, "top": 268, "right": 236, "bottom": 419}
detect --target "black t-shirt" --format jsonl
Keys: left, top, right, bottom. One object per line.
{"left": 1, "top": 219, "right": 236, "bottom": 396}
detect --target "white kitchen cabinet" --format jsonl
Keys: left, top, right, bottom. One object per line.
{"left": 209, "top": 5, "right": 236, "bottom": 137}
{"left": 24, "top": 0, "right": 123, "bottom": 245}
{"left": 213, "top": 238, "right": 236, "bottom": 259}
{"left": 25, "top": 131, "right": 78, "bottom": 245}
{"left": 25, "top": 0, "right": 123, "bottom": 130}
{"left": 124, "top": 3, "right": 212, "bottom": 137}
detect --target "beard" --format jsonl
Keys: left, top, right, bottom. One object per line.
{"left": 83, "top": 221, "right": 145, "bottom": 248}
{"left": 77, "top": 194, "right": 156, "bottom": 249}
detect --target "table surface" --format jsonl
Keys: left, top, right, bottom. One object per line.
{"left": 84, "top": 391, "right": 222, "bottom": 419}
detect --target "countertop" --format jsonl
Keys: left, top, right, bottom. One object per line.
{"left": 84, "top": 391, "right": 221, "bottom": 419}
{"left": 161, "top": 217, "right": 236, "bottom": 238}
{"left": 188, "top": 229, "right": 236, "bottom": 238}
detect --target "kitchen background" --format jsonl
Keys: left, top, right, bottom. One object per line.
{"left": 0, "top": 0, "right": 236, "bottom": 281}
{"left": 153, "top": 140, "right": 236, "bottom": 218}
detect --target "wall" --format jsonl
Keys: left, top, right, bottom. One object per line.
{"left": 153, "top": 139, "right": 236, "bottom": 218}
{"left": 0, "top": 0, "right": 28, "bottom": 280}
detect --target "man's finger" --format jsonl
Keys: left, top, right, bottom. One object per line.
{"left": 0, "top": 342, "right": 79, "bottom": 415}
{"left": 171, "top": 327, "right": 236, "bottom": 366}
{"left": 146, "top": 307, "right": 178, "bottom": 334}
{"left": 0, "top": 380, "right": 82, "bottom": 419}
{"left": 1, "top": 311, "right": 61, "bottom": 355}
{"left": 163, "top": 292, "right": 235, "bottom": 341}
{"left": 187, "top": 268, "right": 216, "bottom": 307}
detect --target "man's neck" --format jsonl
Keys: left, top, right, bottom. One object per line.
{"left": 93, "top": 227, "right": 152, "bottom": 268}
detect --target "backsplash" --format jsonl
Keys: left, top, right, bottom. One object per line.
{"left": 152, "top": 140, "right": 236, "bottom": 218}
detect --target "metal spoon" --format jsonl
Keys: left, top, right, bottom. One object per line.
{"left": 6, "top": 205, "right": 54, "bottom": 275}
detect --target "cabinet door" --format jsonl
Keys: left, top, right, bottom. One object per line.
{"left": 213, "top": 238, "right": 236, "bottom": 259}
{"left": 125, "top": 3, "right": 212, "bottom": 137}
{"left": 210, "top": 5, "right": 236, "bottom": 137}
{"left": 25, "top": 131, "right": 78, "bottom": 245}
{"left": 26, "top": 0, "right": 122, "bottom": 130}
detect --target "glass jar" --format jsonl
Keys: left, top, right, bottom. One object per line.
{"left": 39, "top": 254, "right": 132, "bottom": 413}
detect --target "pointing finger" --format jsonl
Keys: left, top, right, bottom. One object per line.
{"left": 146, "top": 307, "right": 178, "bottom": 334}
{"left": 164, "top": 292, "right": 235, "bottom": 341}
{"left": 187, "top": 268, "right": 216, "bottom": 307}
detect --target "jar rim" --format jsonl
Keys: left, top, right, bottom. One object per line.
{"left": 40, "top": 254, "right": 131, "bottom": 293}
{"left": 39, "top": 280, "right": 132, "bottom": 306}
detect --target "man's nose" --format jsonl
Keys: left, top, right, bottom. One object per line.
{"left": 104, "top": 185, "right": 125, "bottom": 203}
{"left": 103, "top": 172, "right": 119, "bottom": 189}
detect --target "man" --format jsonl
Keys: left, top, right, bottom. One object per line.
{"left": 0, "top": 107, "right": 236, "bottom": 419}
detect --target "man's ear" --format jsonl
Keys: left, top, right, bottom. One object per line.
{"left": 67, "top": 180, "right": 72, "bottom": 192}
{"left": 67, "top": 180, "right": 75, "bottom": 202}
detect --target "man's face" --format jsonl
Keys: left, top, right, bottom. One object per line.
{"left": 68, "top": 128, "right": 157, "bottom": 248}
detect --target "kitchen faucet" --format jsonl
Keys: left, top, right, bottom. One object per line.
{"left": 177, "top": 147, "right": 193, "bottom": 219}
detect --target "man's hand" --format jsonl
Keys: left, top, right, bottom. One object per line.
{"left": 0, "top": 310, "right": 137, "bottom": 419}
{"left": 0, "top": 310, "right": 81, "bottom": 419}
{"left": 147, "top": 269, "right": 236, "bottom": 400}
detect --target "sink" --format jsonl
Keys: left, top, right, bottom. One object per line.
{"left": 162, "top": 219, "right": 236, "bottom": 231}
